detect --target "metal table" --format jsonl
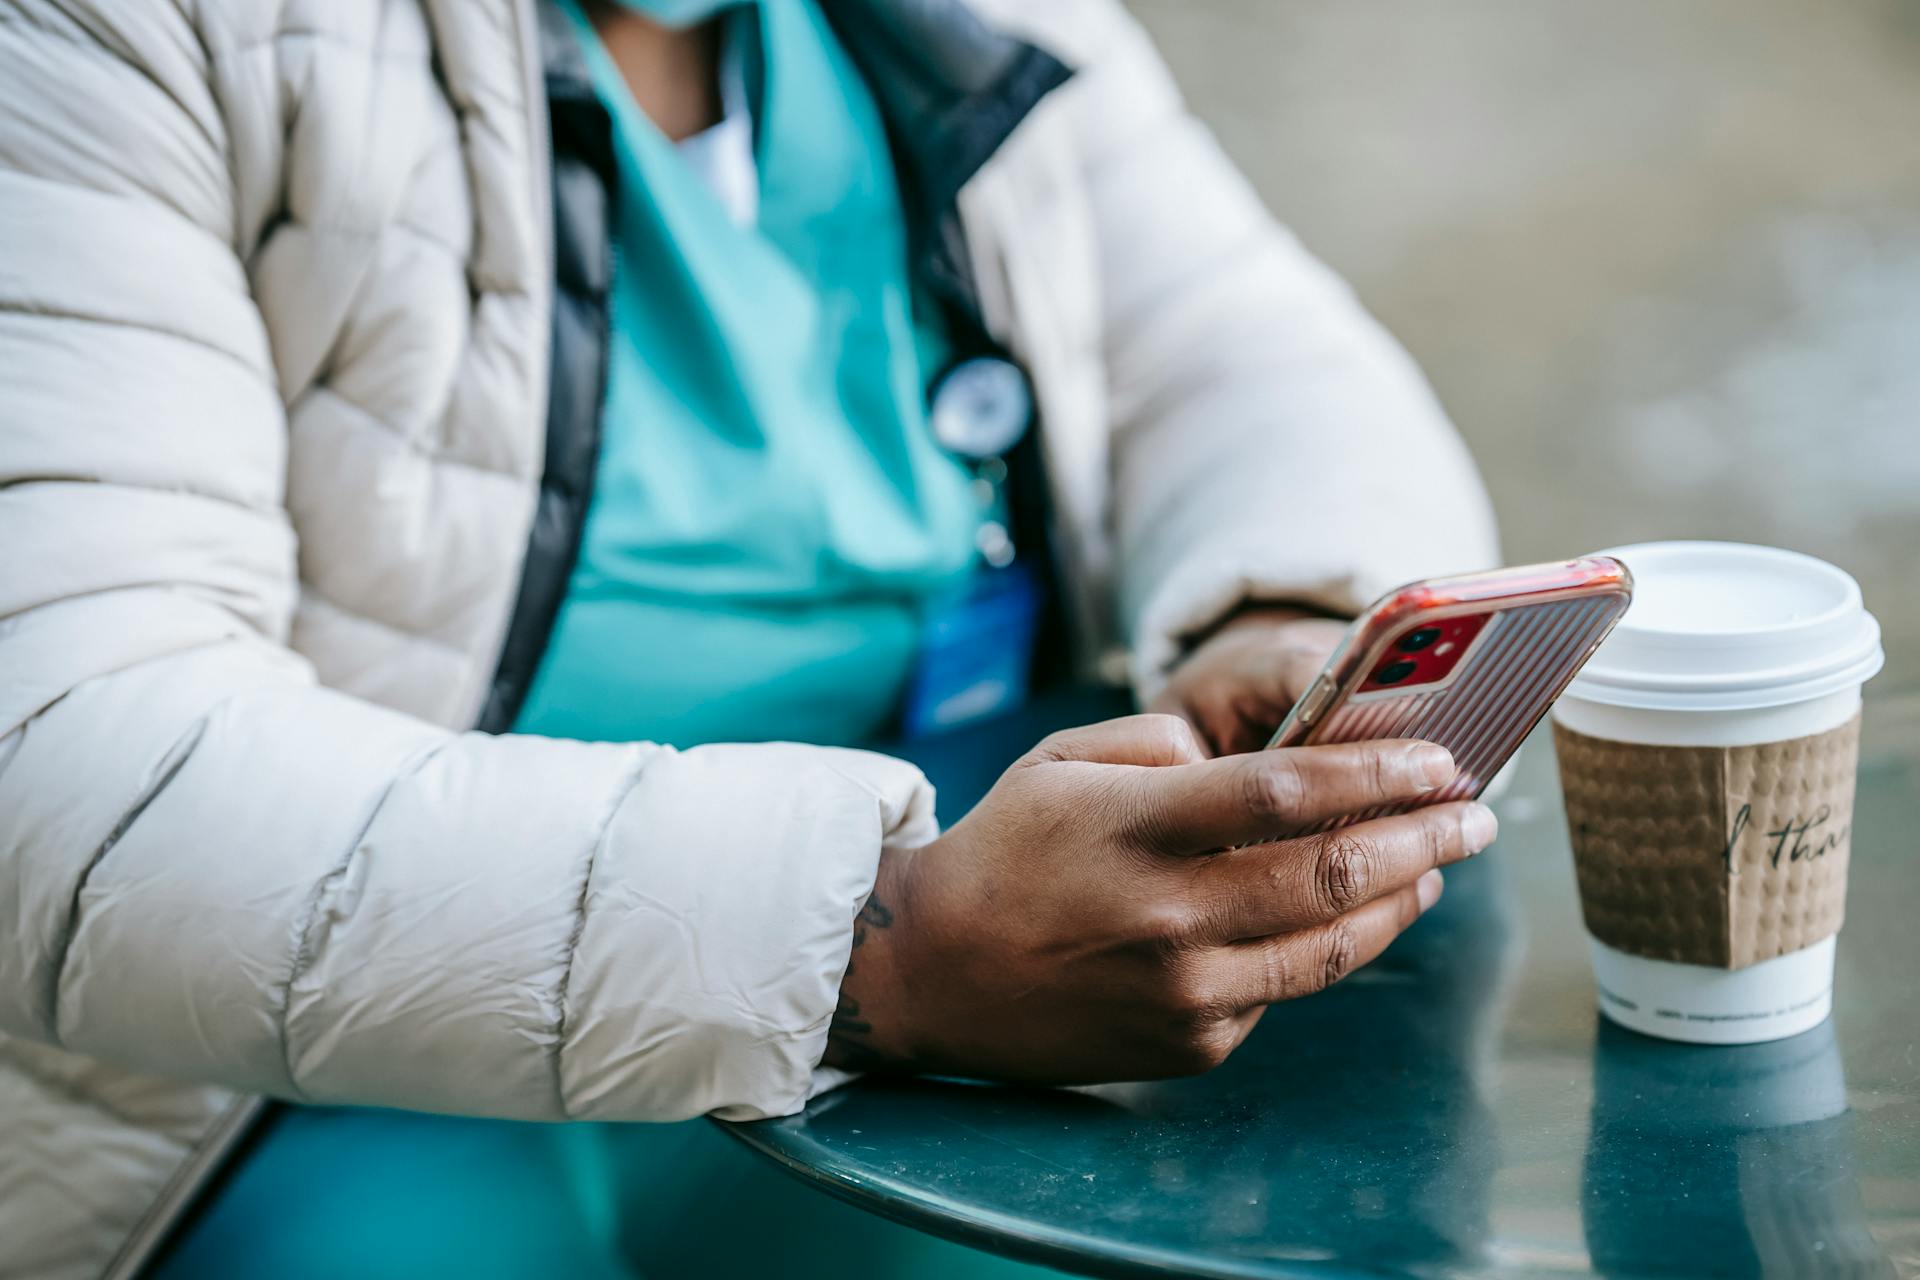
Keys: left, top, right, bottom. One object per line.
{"left": 725, "top": 686, "right": 1920, "bottom": 1278}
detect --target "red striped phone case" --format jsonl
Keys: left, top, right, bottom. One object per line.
{"left": 1266, "top": 557, "right": 1633, "bottom": 828}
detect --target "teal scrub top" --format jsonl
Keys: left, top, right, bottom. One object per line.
{"left": 515, "top": 0, "right": 984, "bottom": 747}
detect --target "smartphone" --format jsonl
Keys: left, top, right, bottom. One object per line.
{"left": 1266, "top": 556, "right": 1634, "bottom": 827}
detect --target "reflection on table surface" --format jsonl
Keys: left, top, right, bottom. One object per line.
{"left": 726, "top": 686, "right": 1920, "bottom": 1279}
{"left": 1584, "top": 1018, "right": 1889, "bottom": 1279}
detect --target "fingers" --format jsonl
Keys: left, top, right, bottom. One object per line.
{"left": 1025, "top": 714, "right": 1208, "bottom": 769}
{"left": 1219, "top": 867, "right": 1445, "bottom": 1009}
{"left": 1188, "top": 802, "right": 1495, "bottom": 941}
{"left": 1117, "top": 739, "right": 1462, "bottom": 855}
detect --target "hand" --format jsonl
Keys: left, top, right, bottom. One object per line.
{"left": 825, "top": 714, "right": 1496, "bottom": 1083}
{"left": 1151, "top": 609, "right": 1351, "bottom": 756}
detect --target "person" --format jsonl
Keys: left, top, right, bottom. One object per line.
{"left": 0, "top": 0, "right": 1500, "bottom": 1275}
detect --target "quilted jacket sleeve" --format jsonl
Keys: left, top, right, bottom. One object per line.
{"left": 0, "top": 4, "right": 933, "bottom": 1124}
{"left": 994, "top": 1, "right": 1502, "bottom": 698}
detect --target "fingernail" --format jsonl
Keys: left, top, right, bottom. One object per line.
{"left": 1461, "top": 803, "right": 1499, "bottom": 854}
{"left": 1407, "top": 744, "right": 1456, "bottom": 791}
{"left": 1417, "top": 868, "right": 1445, "bottom": 911}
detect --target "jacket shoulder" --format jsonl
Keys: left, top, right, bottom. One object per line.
{"left": 961, "top": 0, "right": 1168, "bottom": 84}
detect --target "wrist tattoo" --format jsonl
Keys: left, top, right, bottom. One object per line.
{"left": 827, "top": 893, "right": 895, "bottom": 1071}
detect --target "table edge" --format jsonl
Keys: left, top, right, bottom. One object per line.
{"left": 717, "top": 1118, "right": 1365, "bottom": 1280}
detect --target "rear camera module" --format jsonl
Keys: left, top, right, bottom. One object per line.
{"left": 1375, "top": 659, "right": 1419, "bottom": 685}
{"left": 1398, "top": 627, "right": 1441, "bottom": 652}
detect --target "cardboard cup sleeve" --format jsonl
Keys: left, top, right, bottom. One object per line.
{"left": 1554, "top": 713, "right": 1861, "bottom": 970}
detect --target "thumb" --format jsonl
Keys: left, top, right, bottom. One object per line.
{"left": 1273, "top": 642, "right": 1329, "bottom": 708}
{"left": 1026, "top": 714, "right": 1209, "bottom": 768}
{"left": 1256, "top": 619, "right": 1349, "bottom": 706}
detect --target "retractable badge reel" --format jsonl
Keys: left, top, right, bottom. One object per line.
{"left": 929, "top": 356, "right": 1032, "bottom": 462}
{"left": 901, "top": 357, "right": 1044, "bottom": 738}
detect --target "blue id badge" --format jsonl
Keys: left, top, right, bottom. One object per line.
{"left": 899, "top": 562, "right": 1042, "bottom": 739}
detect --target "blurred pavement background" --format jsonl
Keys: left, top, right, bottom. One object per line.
{"left": 1128, "top": 0, "right": 1920, "bottom": 691}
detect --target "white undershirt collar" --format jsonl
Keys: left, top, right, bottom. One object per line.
{"left": 673, "top": 27, "right": 758, "bottom": 228}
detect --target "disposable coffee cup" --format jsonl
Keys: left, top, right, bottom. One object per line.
{"left": 1552, "top": 542, "right": 1883, "bottom": 1045}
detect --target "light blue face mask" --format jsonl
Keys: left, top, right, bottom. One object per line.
{"left": 606, "top": 0, "right": 736, "bottom": 27}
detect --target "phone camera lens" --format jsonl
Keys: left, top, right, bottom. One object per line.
{"left": 1376, "top": 659, "right": 1419, "bottom": 685}
{"left": 1398, "top": 627, "right": 1442, "bottom": 652}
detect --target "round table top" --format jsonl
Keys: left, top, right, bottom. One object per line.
{"left": 724, "top": 686, "right": 1920, "bottom": 1279}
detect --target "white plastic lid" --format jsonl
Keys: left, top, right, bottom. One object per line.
{"left": 1565, "top": 541, "right": 1883, "bottom": 711}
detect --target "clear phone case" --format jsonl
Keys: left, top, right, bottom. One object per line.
{"left": 1268, "top": 557, "right": 1634, "bottom": 829}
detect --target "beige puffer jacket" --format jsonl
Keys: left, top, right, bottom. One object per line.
{"left": 0, "top": 0, "right": 1497, "bottom": 1275}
